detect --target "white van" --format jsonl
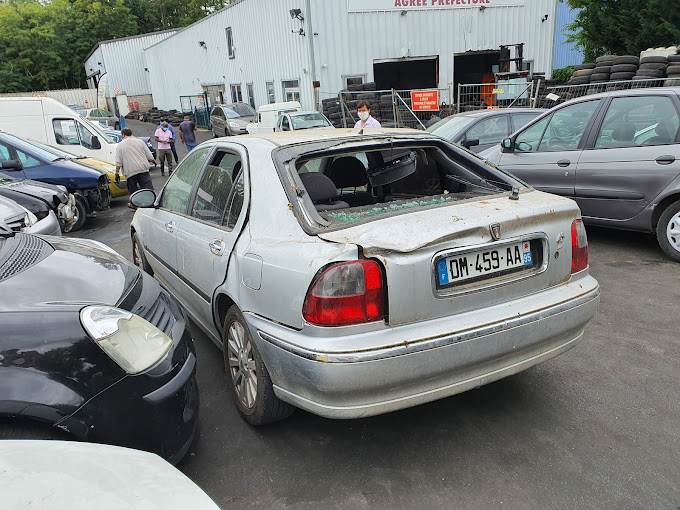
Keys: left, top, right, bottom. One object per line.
{"left": 246, "top": 101, "right": 302, "bottom": 134}
{"left": 0, "top": 97, "right": 119, "bottom": 164}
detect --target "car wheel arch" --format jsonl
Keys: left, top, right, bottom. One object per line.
{"left": 652, "top": 193, "right": 680, "bottom": 230}
{"left": 214, "top": 292, "right": 237, "bottom": 344}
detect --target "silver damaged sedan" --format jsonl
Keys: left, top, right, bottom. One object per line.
{"left": 129, "top": 129, "right": 600, "bottom": 424}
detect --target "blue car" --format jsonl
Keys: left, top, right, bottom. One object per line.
{"left": 0, "top": 132, "right": 111, "bottom": 231}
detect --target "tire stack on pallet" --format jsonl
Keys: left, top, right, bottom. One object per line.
{"left": 321, "top": 97, "right": 343, "bottom": 128}
{"left": 666, "top": 53, "right": 680, "bottom": 85}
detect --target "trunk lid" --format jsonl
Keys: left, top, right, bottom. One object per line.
{"left": 319, "top": 190, "right": 579, "bottom": 326}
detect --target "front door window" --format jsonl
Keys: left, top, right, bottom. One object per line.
{"left": 159, "top": 147, "right": 210, "bottom": 214}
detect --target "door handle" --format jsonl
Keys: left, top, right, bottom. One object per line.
{"left": 557, "top": 159, "right": 571, "bottom": 167}
{"left": 655, "top": 155, "right": 676, "bottom": 165}
{"left": 165, "top": 221, "right": 176, "bottom": 233}
{"left": 209, "top": 239, "right": 225, "bottom": 256}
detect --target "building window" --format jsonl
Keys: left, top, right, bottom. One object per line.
{"left": 282, "top": 79, "right": 300, "bottom": 102}
{"left": 226, "top": 27, "right": 234, "bottom": 59}
{"left": 345, "top": 75, "right": 364, "bottom": 88}
{"left": 266, "top": 81, "right": 275, "bottom": 103}
{"left": 246, "top": 83, "right": 255, "bottom": 109}
{"left": 231, "top": 84, "right": 242, "bottom": 103}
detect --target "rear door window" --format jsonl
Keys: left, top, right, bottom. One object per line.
{"left": 594, "top": 95, "right": 680, "bottom": 148}
{"left": 511, "top": 112, "right": 542, "bottom": 132}
{"left": 466, "top": 116, "right": 510, "bottom": 144}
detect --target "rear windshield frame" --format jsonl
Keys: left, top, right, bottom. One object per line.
{"left": 272, "top": 135, "right": 528, "bottom": 236}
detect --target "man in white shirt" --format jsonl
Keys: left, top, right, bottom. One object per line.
{"left": 115, "top": 128, "right": 156, "bottom": 209}
{"left": 354, "top": 101, "right": 381, "bottom": 128}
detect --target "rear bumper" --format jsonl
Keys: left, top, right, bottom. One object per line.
{"left": 248, "top": 275, "right": 600, "bottom": 419}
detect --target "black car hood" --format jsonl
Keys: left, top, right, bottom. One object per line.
{"left": 0, "top": 178, "right": 68, "bottom": 206}
{"left": 0, "top": 234, "right": 140, "bottom": 313}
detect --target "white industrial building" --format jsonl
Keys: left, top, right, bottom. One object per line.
{"left": 86, "top": 0, "right": 561, "bottom": 113}
{"left": 83, "top": 29, "right": 178, "bottom": 113}
{"left": 144, "top": 0, "right": 559, "bottom": 111}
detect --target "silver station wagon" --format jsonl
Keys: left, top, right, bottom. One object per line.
{"left": 129, "top": 129, "right": 600, "bottom": 424}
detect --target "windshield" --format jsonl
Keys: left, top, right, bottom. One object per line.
{"left": 224, "top": 103, "right": 256, "bottom": 119}
{"left": 426, "top": 116, "right": 476, "bottom": 141}
{"left": 291, "top": 113, "right": 330, "bottom": 130}
{"left": 79, "top": 115, "right": 116, "bottom": 143}
{"left": 1, "top": 133, "right": 67, "bottom": 162}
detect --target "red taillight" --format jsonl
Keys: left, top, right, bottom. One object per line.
{"left": 302, "top": 260, "right": 385, "bottom": 327}
{"left": 571, "top": 219, "right": 588, "bottom": 274}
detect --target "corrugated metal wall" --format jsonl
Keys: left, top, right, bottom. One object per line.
{"left": 0, "top": 89, "right": 96, "bottom": 106}
{"left": 145, "top": 0, "right": 558, "bottom": 111}
{"left": 145, "top": 0, "right": 314, "bottom": 111}
{"left": 553, "top": 2, "right": 583, "bottom": 69}
{"left": 84, "top": 31, "right": 178, "bottom": 97}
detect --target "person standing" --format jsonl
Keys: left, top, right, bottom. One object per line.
{"left": 159, "top": 118, "right": 179, "bottom": 164}
{"left": 155, "top": 121, "right": 174, "bottom": 176}
{"left": 114, "top": 128, "right": 157, "bottom": 209}
{"left": 179, "top": 115, "right": 198, "bottom": 152}
{"left": 354, "top": 101, "right": 381, "bottom": 128}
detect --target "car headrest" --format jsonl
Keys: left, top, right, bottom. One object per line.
{"left": 299, "top": 172, "right": 338, "bottom": 204}
{"left": 612, "top": 124, "right": 635, "bottom": 142}
{"left": 328, "top": 156, "right": 368, "bottom": 188}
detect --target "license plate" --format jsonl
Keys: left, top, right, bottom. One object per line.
{"left": 436, "top": 241, "right": 534, "bottom": 287}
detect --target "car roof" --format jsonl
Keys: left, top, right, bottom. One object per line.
{"left": 229, "top": 127, "right": 432, "bottom": 147}
{"left": 452, "top": 108, "right": 546, "bottom": 118}
{"left": 548, "top": 86, "right": 680, "bottom": 107}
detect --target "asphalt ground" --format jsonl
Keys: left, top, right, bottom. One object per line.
{"left": 70, "top": 121, "right": 680, "bottom": 509}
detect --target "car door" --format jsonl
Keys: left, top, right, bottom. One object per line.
{"left": 497, "top": 99, "right": 603, "bottom": 197}
{"left": 575, "top": 94, "right": 680, "bottom": 221}
{"left": 462, "top": 114, "right": 510, "bottom": 153}
{"left": 140, "top": 146, "right": 211, "bottom": 296}
{"left": 175, "top": 145, "right": 249, "bottom": 331}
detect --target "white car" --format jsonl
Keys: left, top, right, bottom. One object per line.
{"left": 129, "top": 128, "right": 600, "bottom": 425}
{"left": 0, "top": 441, "right": 219, "bottom": 510}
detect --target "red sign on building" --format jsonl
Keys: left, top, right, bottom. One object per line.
{"left": 410, "top": 90, "right": 439, "bottom": 111}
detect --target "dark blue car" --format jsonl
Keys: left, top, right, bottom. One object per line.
{"left": 0, "top": 132, "right": 111, "bottom": 231}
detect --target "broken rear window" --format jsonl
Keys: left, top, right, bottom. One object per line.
{"left": 276, "top": 138, "right": 524, "bottom": 231}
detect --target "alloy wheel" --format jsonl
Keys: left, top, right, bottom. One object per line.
{"left": 666, "top": 211, "right": 680, "bottom": 253}
{"left": 226, "top": 320, "right": 258, "bottom": 409}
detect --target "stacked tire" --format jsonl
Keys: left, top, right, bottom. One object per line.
{"left": 568, "top": 63, "right": 596, "bottom": 85}
{"left": 609, "top": 55, "right": 639, "bottom": 82}
{"left": 665, "top": 53, "right": 680, "bottom": 86}
{"left": 590, "top": 55, "right": 615, "bottom": 83}
{"left": 322, "top": 97, "right": 343, "bottom": 128}
{"left": 634, "top": 55, "right": 666, "bottom": 85}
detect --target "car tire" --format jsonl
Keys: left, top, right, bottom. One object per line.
{"left": 610, "top": 72, "right": 635, "bottom": 81}
{"left": 612, "top": 55, "right": 640, "bottom": 66}
{"left": 639, "top": 55, "right": 668, "bottom": 64}
{"left": 222, "top": 306, "right": 295, "bottom": 425}
{"left": 573, "top": 63, "right": 596, "bottom": 71}
{"left": 590, "top": 73, "right": 611, "bottom": 82}
{"left": 611, "top": 63, "right": 639, "bottom": 73}
{"left": 132, "top": 232, "right": 153, "bottom": 275}
{"left": 572, "top": 69, "right": 594, "bottom": 77}
{"left": 667, "top": 54, "right": 680, "bottom": 63}
{"left": 656, "top": 201, "right": 680, "bottom": 262}
{"left": 71, "top": 196, "right": 88, "bottom": 232}
{"left": 568, "top": 76, "right": 591, "bottom": 85}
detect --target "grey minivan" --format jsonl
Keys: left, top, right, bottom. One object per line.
{"left": 481, "top": 88, "right": 680, "bottom": 261}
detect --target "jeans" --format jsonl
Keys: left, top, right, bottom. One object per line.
{"left": 169, "top": 141, "right": 179, "bottom": 163}
{"left": 185, "top": 141, "right": 197, "bottom": 152}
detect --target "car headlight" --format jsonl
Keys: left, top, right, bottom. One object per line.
{"left": 25, "top": 211, "right": 38, "bottom": 226}
{"left": 229, "top": 121, "right": 241, "bottom": 129}
{"left": 80, "top": 306, "right": 172, "bottom": 374}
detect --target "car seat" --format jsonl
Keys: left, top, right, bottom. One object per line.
{"left": 643, "top": 121, "right": 673, "bottom": 145}
{"left": 299, "top": 172, "right": 350, "bottom": 212}
{"left": 610, "top": 124, "right": 636, "bottom": 146}
{"left": 327, "top": 156, "right": 375, "bottom": 207}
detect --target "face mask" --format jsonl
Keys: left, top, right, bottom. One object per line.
{"left": 358, "top": 112, "right": 369, "bottom": 121}
{"left": 162, "top": 127, "right": 168, "bottom": 131}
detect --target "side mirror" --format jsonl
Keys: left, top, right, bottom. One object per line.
{"left": 464, "top": 138, "right": 480, "bottom": 148}
{"left": 91, "top": 136, "right": 101, "bottom": 150}
{"left": 1, "top": 160, "right": 23, "bottom": 171}
{"left": 130, "top": 189, "right": 157, "bottom": 208}
{"left": 501, "top": 137, "right": 514, "bottom": 153}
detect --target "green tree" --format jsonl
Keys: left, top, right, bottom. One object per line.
{"left": 566, "top": 0, "right": 680, "bottom": 61}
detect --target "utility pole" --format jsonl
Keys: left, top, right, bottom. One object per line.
{"left": 305, "top": 0, "right": 319, "bottom": 110}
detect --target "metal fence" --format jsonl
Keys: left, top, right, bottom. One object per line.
{"left": 180, "top": 93, "right": 210, "bottom": 128}
{"left": 535, "top": 77, "right": 680, "bottom": 109}
{"left": 457, "top": 81, "right": 535, "bottom": 112}
{"left": 321, "top": 88, "right": 454, "bottom": 131}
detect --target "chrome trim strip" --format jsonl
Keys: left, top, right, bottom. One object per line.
{"left": 258, "top": 286, "right": 599, "bottom": 364}
{"left": 430, "top": 233, "right": 550, "bottom": 298}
